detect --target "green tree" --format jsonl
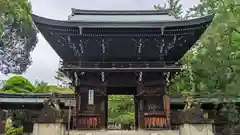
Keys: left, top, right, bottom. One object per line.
{"left": 165, "top": 0, "right": 240, "bottom": 133}
{"left": 0, "top": 0, "right": 32, "bottom": 33}
{"left": 47, "top": 85, "right": 74, "bottom": 94}
{"left": 169, "top": 0, "right": 240, "bottom": 98}
{"left": 35, "top": 80, "right": 74, "bottom": 93}
{"left": 0, "top": 1, "right": 38, "bottom": 74}
{"left": 5, "top": 115, "right": 23, "bottom": 135}
{"left": 1, "top": 75, "right": 35, "bottom": 93}
{"left": 1, "top": 75, "right": 74, "bottom": 94}
{"left": 34, "top": 80, "right": 50, "bottom": 93}
{"left": 54, "top": 69, "right": 71, "bottom": 87}
{"left": 108, "top": 95, "right": 134, "bottom": 125}
{"left": 154, "top": 0, "right": 183, "bottom": 19}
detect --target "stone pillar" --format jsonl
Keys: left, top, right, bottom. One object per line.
{"left": 33, "top": 121, "right": 66, "bottom": 135}
{"left": 179, "top": 123, "right": 214, "bottom": 135}
{"left": 33, "top": 95, "right": 67, "bottom": 135}
{"left": 179, "top": 103, "right": 214, "bottom": 135}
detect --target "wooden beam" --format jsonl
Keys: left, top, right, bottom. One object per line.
{"left": 61, "top": 67, "right": 181, "bottom": 72}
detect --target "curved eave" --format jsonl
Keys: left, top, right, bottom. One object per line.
{"left": 32, "top": 14, "right": 214, "bottom": 28}
{"left": 32, "top": 14, "right": 214, "bottom": 62}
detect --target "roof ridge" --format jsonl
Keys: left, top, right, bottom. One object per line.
{"left": 71, "top": 8, "right": 170, "bottom": 16}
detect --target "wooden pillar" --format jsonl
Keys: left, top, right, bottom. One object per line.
{"left": 134, "top": 95, "right": 139, "bottom": 130}
{"left": 104, "top": 95, "right": 108, "bottom": 129}
{"left": 99, "top": 87, "right": 107, "bottom": 130}
{"left": 76, "top": 90, "right": 81, "bottom": 113}
{"left": 138, "top": 98, "right": 144, "bottom": 129}
{"left": 75, "top": 87, "right": 92, "bottom": 130}
{"left": 163, "top": 95, "right": 170, "bottom": 126}
{"left": 137, "top": 85, "right": 144, "bottom": 129}
{"left": 74, "top": 87, "right": 108, "bottom": 130}
{"left": 137, "top": 86, "right": 168, "bottom": 130}
{"left": 73, "top": 86, "right": 80, "bottom": 129}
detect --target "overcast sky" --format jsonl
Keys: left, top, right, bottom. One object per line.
{"left": 1, "top": 0, "right": 199, "bottom": 84}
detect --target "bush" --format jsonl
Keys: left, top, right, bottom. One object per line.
{"left": 5, "top": 127, "right": 23, "bottom": 135}
{"left": 5, "top": 118, "right": 23, "bottom": 135}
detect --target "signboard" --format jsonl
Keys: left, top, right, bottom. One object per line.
{"left": 88, "top": 90, "right": 94, "bottom": 105}
{"left": 148, "top": 104, "right": 161, "bottom": 112}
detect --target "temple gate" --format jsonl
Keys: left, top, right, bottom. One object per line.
{"left": 32, "top": 9, "right": 213, "bottom": 130}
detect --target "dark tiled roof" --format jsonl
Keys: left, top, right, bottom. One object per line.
{"left": 0, "top": 93, "right": 74, "bottom": 105}
{"left": 0, "top": 93, "right": 73, "bottom": 98}
{"left": 0, "top": 93, "right": 239, "bottom": 105}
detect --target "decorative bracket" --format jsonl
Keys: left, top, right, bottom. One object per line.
{"left": 164, "top": 72, "right": 171, "bottom": 86}
{"left": 101, "top": 72, "right": 105, "bottom": 82}
{"left": 79, "top": 39, "right": 89, "bottom": 54}
{"left": 154, "top": 35, "right": 178, "bottom": 58}
{"left": 154, "top": 39, "right": 165, "bottom": 59}
{"left": 69, "top": 44, "right": 80, "bottom": 57}
{"left": 74, "top": 72, "right": 79, "bottom": 86}
{"left": 58, "top": 36, "right": 66, "bottom": 47}
{"left": 177, "top": 36, "right": 185, "bottom": 47}
{"left": 58, "top": 36, "right": 82, "bottom": 57}
{"left": 96, "top": 39, "right": 112, "bottom": 54}
{"left": 132, "top": 38, "right": 148, "bottom": 54}
{"left": 165, "top": 35, "right": 177, "bottom": 53}
{"left": 138, "top": 72, "right": 143, "bottom": 82}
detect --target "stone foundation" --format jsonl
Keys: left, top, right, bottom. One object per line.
{"left": 32, "top": 123, "right": 66, "bottom": 135}
{"left": 69, "top": 130, "right": 179, "bottom": 135}
{"left": 31, "top": 123, "right": 214, "bottom": 135}
{"left": 179, "top": 124, "right": 213, "bottom": 135}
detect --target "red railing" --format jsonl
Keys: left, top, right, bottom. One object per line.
{"left": 74, "top": 114, "right": 100, "bottom": 130}
{"left": 144, "top": 116, "right": 168, "bottom": 129}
